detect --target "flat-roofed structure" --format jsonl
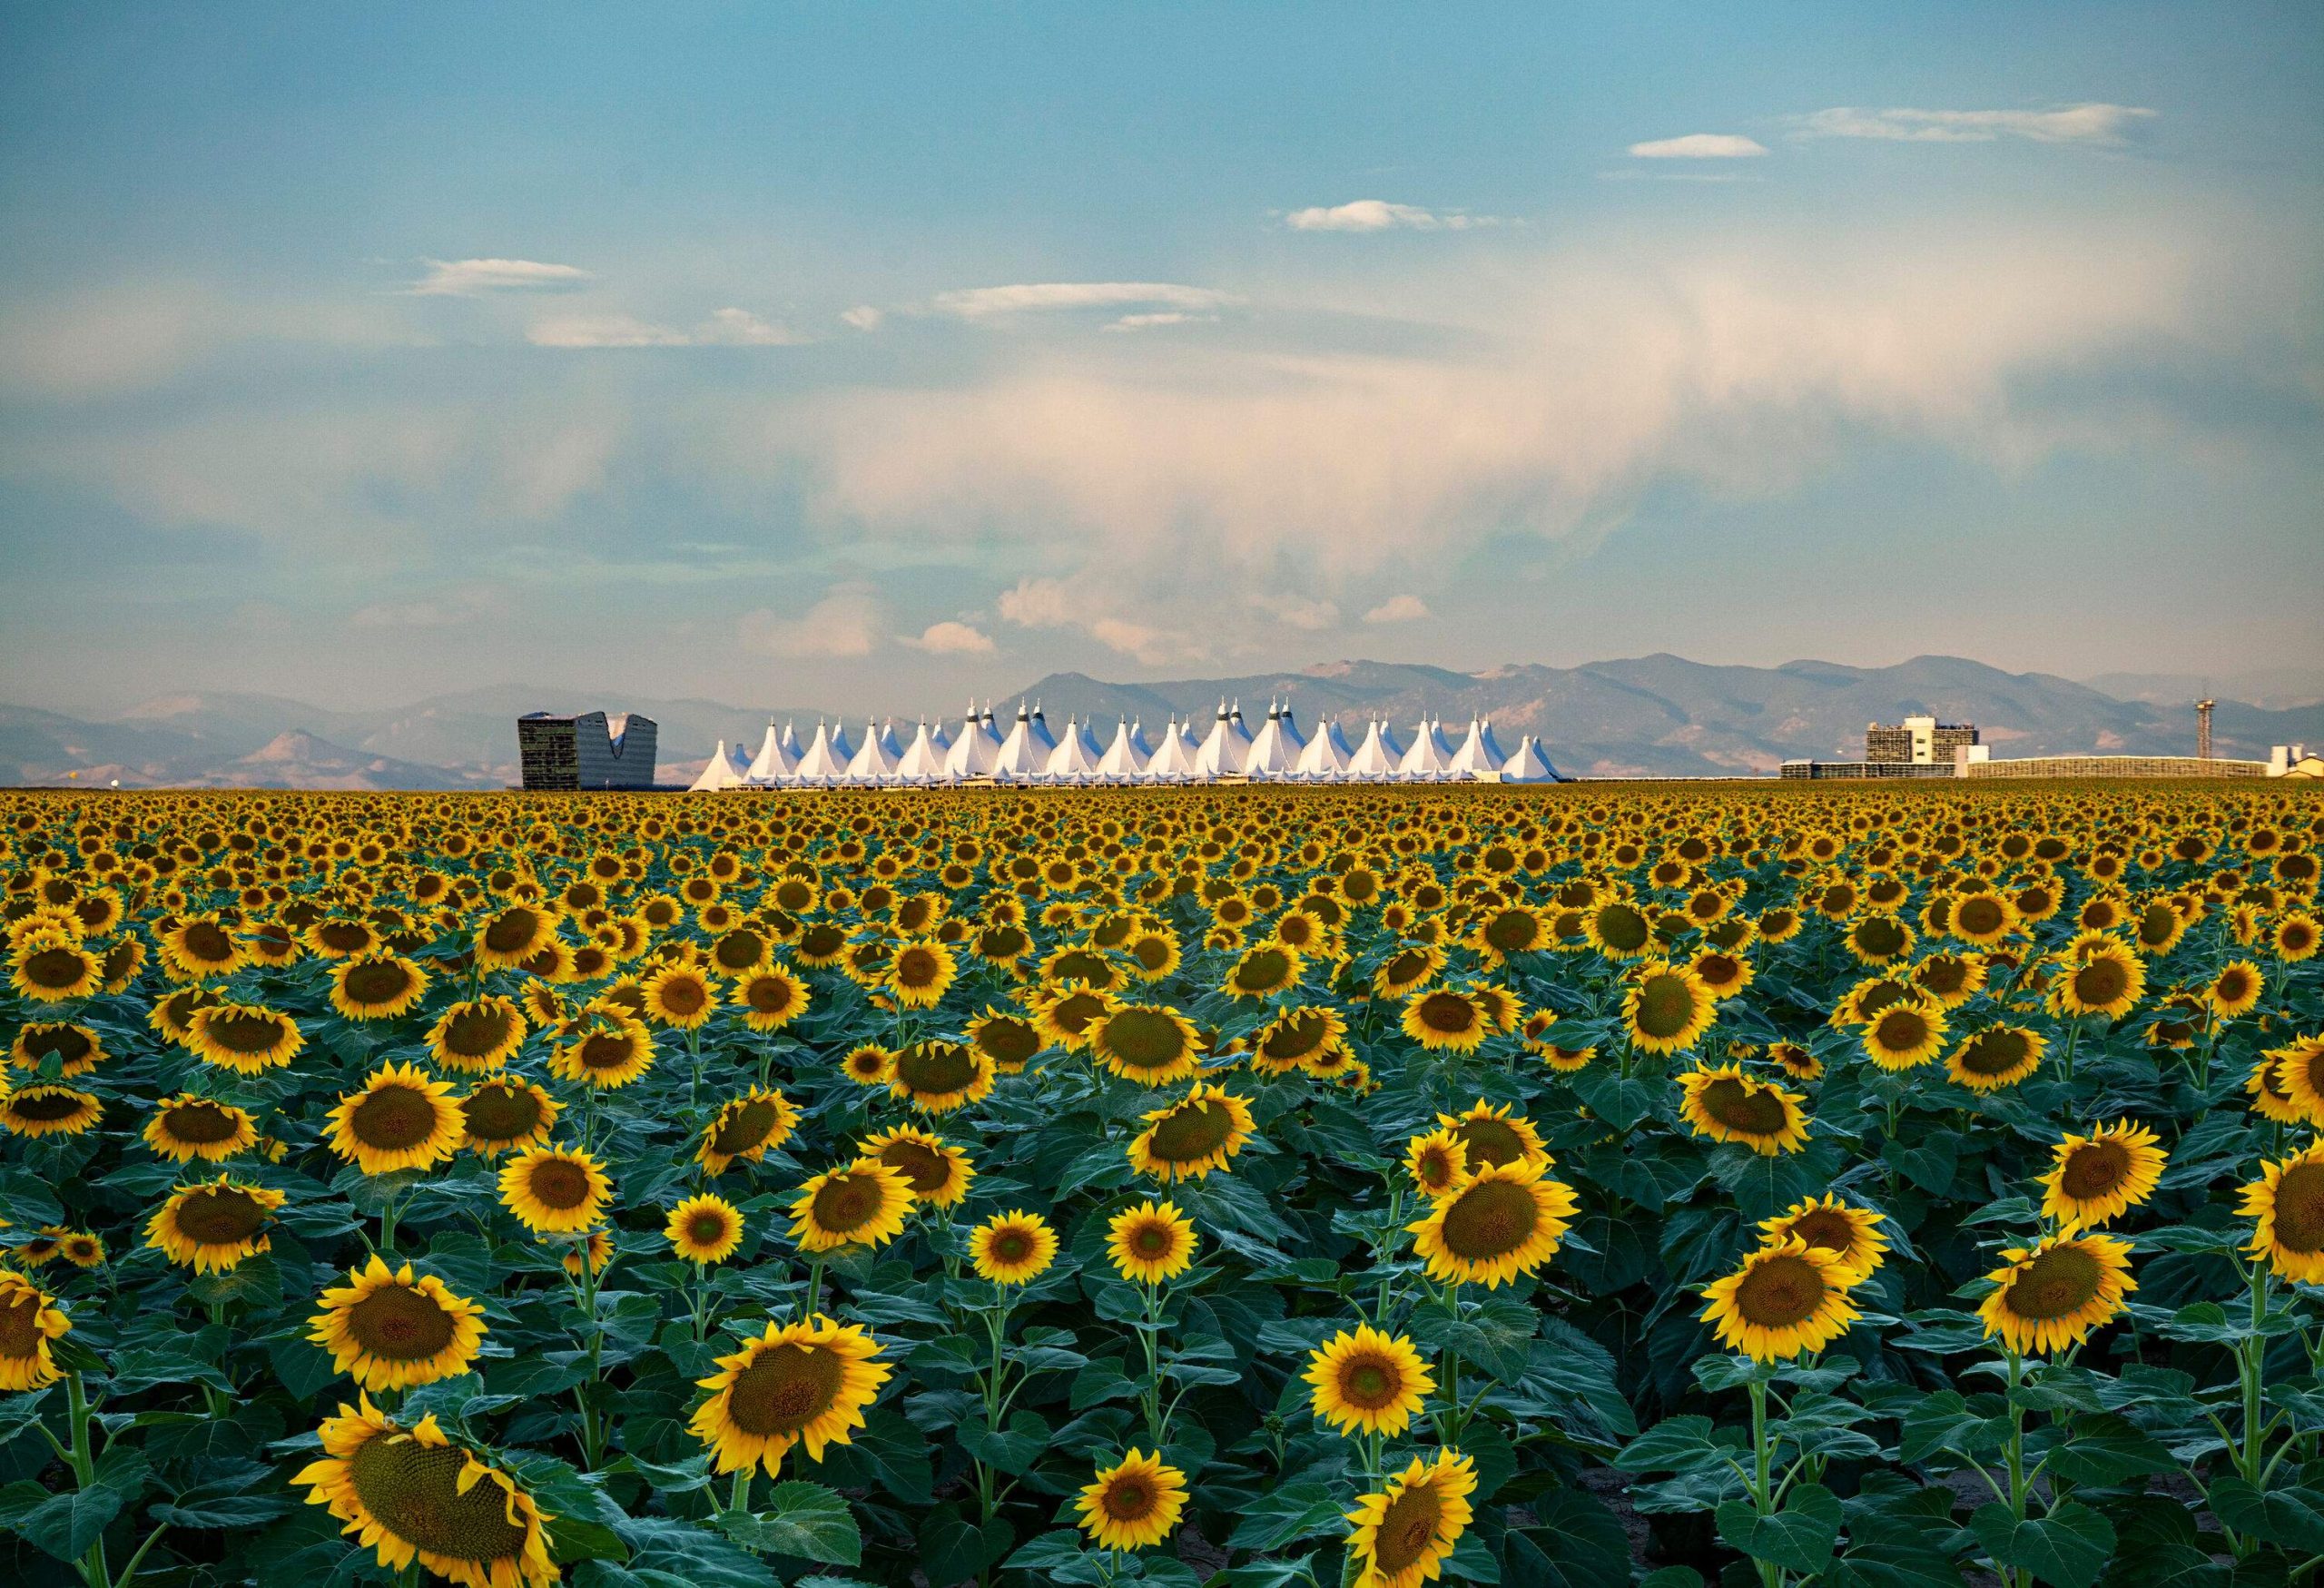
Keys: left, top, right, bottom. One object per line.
{"left": 1960, "top": 753, "right": 2267, "bottom": 780}
{"left": 1866, "top": 715, "right": 1978, "bottom": 765}
{"left": 517, "top": 711, "right": 657, "bottom": 790}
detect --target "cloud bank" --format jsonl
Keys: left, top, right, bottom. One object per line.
{"left": 1628, "top": 134, "right": 1768, "bottom": 159}
{"left": 1795, "top": 104, "right": 2157, "bottom": 145}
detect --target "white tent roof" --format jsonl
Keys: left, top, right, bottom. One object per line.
{"left": 1446, "top": 717, "right": 1497, "bottom": 777}
{"left": 1044, "top": 716, "right": 1105, "bottom": 779}
{"left": 1096, "top": 718, "right": 1149, "bottom": 778}
{"left": 1502, "top": 735, "right": 1562, "bottom": 783}
{"left": 1193, "top": 699, "right": 1255, "bottom": 777}
{"left": 894, "top": 720, "right": 950, "bottom": 781}
{"left": 687, "top": 739, "right": 752, "bottom": 792}
{"left": 992, "top": 702, "right": 1046, "bottom": 778}
{"left": 844, "top": 719, "right": 899, "bottom": 782}
{"left": 1399, "top": 719, "right": 1454, "bottom": 778}
{"left": 745, "top": 722, "right": 798, "bottom": 783}
{"left": 1294, "top": 717, "right": 1354, "bottom": 778}
{"left": 792, "top": 719, "right": 848, "bottom": 783}
{"left": 1142, "top": 716, "right": 1200, "bottom": 781}
{"left": 944, "top": 702, "right": 1002, "bottom": 778}
{"left": 1344, "top": 718, "right": 1397, "bottom": 778}
{"left": 1243, "top": 698, "right": 1301, "bottom": 778}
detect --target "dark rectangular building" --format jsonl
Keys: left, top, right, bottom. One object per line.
{"left": 1866, "top": 715, "right": 1978, "bottom": 765}
{"left": 518, "top": 711, "right": 657, "bottom": 790}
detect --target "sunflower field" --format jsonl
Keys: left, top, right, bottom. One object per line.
{"left": 3, "top": 783, "right": 2323, "bottom": 1588}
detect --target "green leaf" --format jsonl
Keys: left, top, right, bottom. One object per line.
{"left": 2208, "top": 1476, "right": 2324, "bottom": 1554}
{"left": 2036, "top": 1414, "right": 2176, "bottom": 1487}
{"left": 1717, "top": 1484, "right": 1843, "bottom": 1575}
{"left": 956, "top": 1408, "right": 1049, "bottom": 1477}
{"left": 1226, "top": 1481, "right": 1350, "bottom": 1551}
{"left": 721, "top": 1482, "right": 862, "bottom": 1567}
{"left": 1971, "top": 1500, "right": 2115, "bottom": 1588}
{"left": 1514, "top": 1486, "right": 1632, "bottom": 1587}
{"left": 150, "top": 1489, "right": 299, "bottom": 1528}
{"left": 613, "top": 1514, "right": 781, "bottom": 1588}
{"left": 1614, "top": 1415, "right": 1737, "bottom": 1475}
{"left": 0, "top": 1477, "right": 127, "bottom": 1563}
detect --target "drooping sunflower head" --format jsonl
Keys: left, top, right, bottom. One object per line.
{"left": 1090, "top": 1004, "right": 1204, "bottom": 1086}
{"left": 1223, "top": 942, "right": 1302, "bottom": 1001}
{"left": 1127, "top": 1084, "right": 1255, "bottom": 1184}
{"left": 1408, "top": 1160, "right": 1578, "bottom": 1289}
{"left": 1912, "top": 952, "right": 1987, "bottom": 1008}
{"left": 2250, "top": 1044, "right": 2313, "bottom": 1125}
{"left": 1372, "top": 944, "right": 1445, "bottom": 999}
{"left": 1623, "top": 962, "right": 1718, "bottom": 1055}
{"left": 187, "top": 1000, "right": 306, "bottom": 1075}
{"left": 1977, "top": 1232, "right": 2136, "bottom": 1356}
{"left": 1345, "top": 1450, "right": 1478, "bottom": 1588}
{"left": 547, "top": 1008, "right": 656, "bottom": 1090}
{"left": 1404, "top": 1129, "right": 1471, "bottom": 1199}
{"left": 1305, "top": 1324, "right": 1434, "bottom": 1439}
{"left": 1677, "top": 1065, "right": 1811, "bottom": 1156}
{"left": 1945, "top": 1025, "right": 2045, "bottom": 1092}
{"left": 1250, "top": 1005, "right": 1349, "bottom": 1074}
{"left": 330, "top": 953, "right": 429, "bottom": 1021}
{"left": 2040, "top": 1119, "right": 2166, "bottom": 1231}
{"left": 1107, "top": 1199, "right": 1198, "bottom": 1286}
{"left": 697, "top": 1087, "right": 800, "bottom": 1174}
{"left": 497, "top": 1144, "right": 613, "bottom": 1235}
{"left": 0, "top": 1083, "right": 103, "bottom": 1139}
{"left": 146, "top": 1175, "right": 286, "bottom": 1272}
{"left": 1758, "top": 1195, "right": 1888, "bottom": 1285}
{"left": 459, "top": 1078, "right": 558, "bottom": 1158}
{"left": 307, "top": 1256, "right": 487, "bottom": 1391}
{"left": 788, "top": 1160, "right": 913, "bottom": 1252}
{"left": 1400, "top": 986, "right": 1490, "bottom": 1054}
{"left": 1766, "top": 1041, "right": 1823, "bottom": 1081}
{"left": 0, "top": 1270, "right": 71, "bottom": 1393}
{"left": 425, "top": 996, "right": 527, "bottom": 1073}
{"left": 1075, "top": 1448, "right": 1189, "bottom": 1553}
{"left": 665, "top": 1194, "right": 746, "bottom": 1265}
{"left": 1031, "top": 985, "right": 1118, "bottom": 1053}
{"left": 1702, "top": 1238, "right": 1863, "bottom": 1362}
{"left": 966, "top": 1009, "right": 1043, "bottom": 1073}
{"left": 142, "top": 1092, "right": 258, "bottom": 1163}
{"left": 888, "top": 1040, "right": 996, "bottom": 1114}
{"left": 326, "top": 1062, "right": 465, "bottom": 1177}
{"left": 1435, "top": 1100, "right": 1550, "bottom": 1176}
{"left": 9, "top": 1021, "right": 104, "bottom": 1078}
{"left": 2240, "top": 1144, "right": 2324, "bottom": 1283}
{"left": 861, "top": 1125, "right": 977, "bottom": 1206}
{"left": 970, "top": 1209, "right": 1059, "bottom": 1287}
{"left": 290, "top": 1396, "right": 557, "bottom": 1588}
{"left": 688, "top": 1314, "right": 893, "bottom": 1477}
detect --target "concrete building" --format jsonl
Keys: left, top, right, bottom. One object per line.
{"left": 517, "top": 711, "right": 657, "bottom": 790}
{"left": 1779, "top": 760, "right": 1959, "bottom": 782}
{"left": 1959, "top": 754, "right": 2267, "bottom": 780}
{"left": 1866, "top": 715, "right": 1978, "bottom": 765}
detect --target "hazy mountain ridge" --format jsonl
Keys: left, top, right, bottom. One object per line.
{"left": 5, "top": 656, "right": 2319, "bottom": 787}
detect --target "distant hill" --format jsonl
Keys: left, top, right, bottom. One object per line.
{"left": 6, "top": 656, "right": 2319, "bottom": 786}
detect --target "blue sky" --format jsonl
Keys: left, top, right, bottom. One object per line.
{"left": 3, "top": 3, "right": 2319, "bottom": 715}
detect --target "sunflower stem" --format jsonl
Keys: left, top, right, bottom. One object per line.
{"left": 1748, "top": 1376, "right": 1779, "bottom": 1588}
{"left": 731, "top": 1468, "right": 751, "bottom": 1513}
{"left": 799, "top": 1252, "right": 825, "bottom": 1323}
{"left": 66, "top": 1370, "right": 109, "bottom": 1588}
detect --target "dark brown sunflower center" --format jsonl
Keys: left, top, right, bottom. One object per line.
{"left": 351, "top": 1085, "right": 440, "bottom": 1150}
{"left": 1736, "top": 1253, "right": 1827, "bottom": 1327}
{"left": 172, "top": 1189, "right": 267, "bottom": 1245}
{"left": 896, "top": 1042, "right": 977, "bottom": 1094}
{"left": 443, "top": 1006, "right": 515, "bottom": 1057}
{"left": 463, "top": 1086, "right": 542, "bottom": 1140}
{"left": 9, "top": 1090, "right": 89, "bottom": 1122}
{"left": 180, "top": 922, "right": 236, "bottom": 962}
{"left": 655, "top": 978, "right": 708, "bottom": 1016}
{"left": 1956, "top": 898, "right": 2005, "bottom": 936}
{"left": 347, "top": 1285, "right": 458, "bottom": 1361}
{"left": 879, "top": 1139, "right": 952, "bottom": 1192}
{"left": 1147, "top": 1100, "right": 1235, "bottom": 1163}
{"left": 1920, "top": 958, "right": 1970, "bottom": 995}
{"left": 1701, "top": 1078, "right": 1789, "bottom": 1137}
{"left": 2271, "top": 1163, "right": 2324, "bottom": 1255}
{"left": 1634, "top": 976, "right": 1699, "bottom": 1040}
{"left": 686, "top": 1211, "right": 732, "bottom": 1246}
{"left": 975, "top": 1021, "right": 1040, "bottom": 1066}
{"left": 1450, "top": 1119, "right": 1524, "bottom": 1169}
{"left": 743, "top": 977, "right": 796, "bottom": 1016}
{"left": 1232, "top": 950, "right": 1292, "bottom": 993}
{"left": 1484, "top": 911, "right": 1540, "bottom": 952}
{"left": 1441, "top": 1179, "right": 1539, "bottom": 1260}
{"left": 1131, "top": 937, "right": 1174, "bottom": 972}
{"left": 2059, "top": 1142, "right": 2129, "bottom": 1200}
{"left": 577, "top": 1031, "right": 642, "bottom": 1071}
{"left": 1382, "top": 951, "right": 1432, "bottom": 988}
{"left": 714, "top": 932, "right": 766, "bottom": 971}
{"left": 525, "top": 1159, "right": 595, "bottom": 1210}
{"left": 1102, "top": 1475, "right": 1157, "bottom": 1520}
{"left": 1340, "top": 1356, "right": 1403, "bottom": 1408}
{"left": 0, "top": 1294, "right": 44, "bottom": 1359}
{"left": 1854, "top": 918, "right": 1907, "bottom": 958}
{"left": 1048, "top": 950, "right": 1111, "bottom": 986}
{"left": 2004, "top": 1245, "right": 2104, "bottom": 1320}
{"left": 1100, "top": 1011, "right": 1190, "bottom": 1070}
{"left": 1416, "top": 993, "right": 1479, "bottom": 1035}
{"left": 1260, "top": 1012, "right": 1330, "bottom": 1060}
{"left": 1698, "top": 955, "right": 1742, "bottom": 988}
{"left": 990, "top": 1228, "right": 1034, "bottom": 1264}
{"left": 1373, "top": 1482, "right": 1446, "bottom": 1573}
{"left": 20, "top": 1026, "right": 93, "bottom": 1065}
{"left": 314, "top": 921, "right": 373, "bottom": 952}
{"left": 726, "top": 1343, "right": 843, "bottom": 1436}
{"left": 811, "top": 1173, "right": 888, "bottom": 1234}
{"left": 710, "top": 1099, "right": 780, "bottom": 1157}
{"left": 482, "top": 911, "right": 543, "bottom": 955}
{"left": 347, "top": 1433, "right": 531, "bottom": 1563}
{"left": 343, "top": 962, "right": 414, "bottom": 1006}
{"left": 1957, "top": 1028, "right": 2032, "bottom": 1077}
{"left": 1592, "top": 904, "right": 1650, "bottom": 953}
{"left": 1415, "top": 1147, "right": 1458, "bottom": 1188}
{"left": 1873, "top": 1010, "right": 1931, "bottom": 1052}
{"left": 2073, "top": 960, "right": 2128, "bottom": 1007}
{"left": 1129, "top": 1220, "right": 1175, "bottom": 1258}
{"left": 1787, "top": 1210, "right": 1856, "bottom": 1255}
{"left": 23, "top": 948, "right": 89, "bottom": 989}
{"left": 2218, "top": 970, "right": 2252, "bottom": 1002}
{"left": 162, "top": 1100, "right": 243, "bottom": 1144}
{"left": 208, "top": 1011, "right": 290, "bottom": 1054}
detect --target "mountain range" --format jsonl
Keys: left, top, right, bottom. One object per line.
{"left": 4, "top": 656, "right": 2319, "bottom": 788}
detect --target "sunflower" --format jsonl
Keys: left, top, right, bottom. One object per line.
{"left": 143, "top": 1093, "right": 259, "bottom": 1163}
{"left": 1250, "top": 1005, "right": 1350, "bottom": 1074}
{"left": 1913, "top": 952, "right": 1987, "bottom": 1009}
{"left": 2274, "top": 912, "right": 2320, "bottom": 962}
{"left": 2241, "top": 1144, "right": 2324, "bottom": 1282}
{"left": 2208, "top": 961, "right": 2265, "bottom": 1020}
{"left": 1305, "top": 1325, "right": 1433, "bottom": 1438}
{"left": 665, "top": 1194, "right": 745, "bottom": 1265}
{"left": 1861, "top": 1000, "right": 1947, "bottom": 1071}
{"left": 2249, "top": 1046, "right": 2310, "bottom": 1125}
{"left": 290, "top": 1396, "right": 557, "bottom": 1588}
{"left": 331, "top": 952, "right": 429, "bottom": 1021}
{"left": 55, "top": 1231, "right": 104, "bottom": 1268}
{"left": 1408, "top": 1161, "right": 1577, "bottom": 1288}
{"left": 475, "top": 903, "right": 559, "bottom": 972}
{"left": 1373, "top": 944, "right": 1446, "bottom": 999}
{"left": 158, "top": 915, "right": 244, "bottom": 981}
{"left": 689, "top": 1314, "right": 893, "bottom": 1477}
{"left": 1949, "top": 892, "right": 2017, "bottom": 947}
{"left": 1767, "top": 1042, "right": 1822, "bottom": 1081}
{"left": 146, "top": 1175, "right": 285, "bottom": 1272}
{"left": 1108, "top": 1199, "right": 1198, "bottom": 1285}
{"left": 2039, "top": 1120, "right": 2166, "bottom": 1232}
{"left": 1945, "top": 1025, "right": 2045, "bottom": 1092}
{"left": 697, "top": 1087, "right": 800, "bottom": 1175}
{"left": 888, "top": 1040, "right": 996, "bottom": 1114}
{"left": 1075, "top": 1448, "right": 1188, "bottom": 1553}
{"left": 1623, "top": 962, "right": 1718, "bottom": 1055}
{"left": 970, "top": 1209, "right": 1059, "bottom": 1286}
{"left": 1689, "top": 951, "right": 1755, "bottom": 1001}
{"left": 788, "top": 1160, "right": 913, "bottom": 1252}
{"left": 967, "top": 1009, "right": 1044, "bottom": 1073}
{"left": 308, "top": 1256, "right": 487, "bottom": 1390}
{"left": 1345, "top": 1450, "right": 1477, "bottom": 1588}
{"left": 1400, "top": 986, "right": 1490, "bottom": 1053}
{"left": 548, "top": 1007, "right": 657, "bottom": 1090}
{"left": 1677, "top": 1065, "right": 1811, "bottom": 1155}
{"left": 861, "top": 1125, "right": 977, "bottom": 1206}
{"left": 561, "top": 1229, "right": 615, "bottom": 1278}
{"left": 1090, "top": 1004, "right": 1205, "bottom": 1087}
{"left": 1701, "top": 1238, "right": 1863, "bottom": 1361}
{"left": 327, "top": 1062, "right": 465, "bottom": 1176}
{"left": 186, "top": 1000, "right": 306, "bottom": 1074}
{"left": 1758, "top": 1195, "right": 1888, "bottom": 1285}
{"left": 1405, "top": 1129, "right": 1470, "bottom": 1198}
{"left": 0, "top": 1270, "right": 70, "bottom": 1392}
{"left": 1223, "top": 942, "right": 1303, "bottom": 1000}
{"left": 0, "top": 1083, "right": 103, "bottom": 1139}
{"left": 426, "top": 997, "right": 528, "bottom": 1073}
{"left": 11, "top": 935, "right": 103, "bottom": 1002}
{"left": 2051, "top": 942, "right": 2146, "bottom": 1021}
{"left": 459, "top": 1078, "right": 558, "bottom": 1158}
{"left": 882, "top": 939, "right": 957, "bottom": 1010}
{"left": 1030, "top": 985, "right": 1117, "bottom": 1053}
{"left": 635, "top": 963, "right": 714, "bottom": 1031}
{"left": 1977, "top": 1233, "right": 2135, "bottom": 1355}
{"left": 841, "top": 1043, "right": 896, "bottom": 1087}
{"left": 9, "top": 1021, "right": 104, "bottom": 1078}
{"left": 734, "top": 965, "right": 811, "bottom": 1032}
{"left": 498, "top": 1144, "right": 613, "bottom": 1235}
{"left": 1472, "top": 905, "right": 1547, "bottom": 966}
{"left": 1582, "top": 899, "right": 1655, "bottom": 961}
{"left": 1127, "top": 1084, "right": 1255, "bottom": 1183}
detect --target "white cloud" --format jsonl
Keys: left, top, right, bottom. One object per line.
{"left": 350, "top": 585, "right": 509, "bottom": 630}
{"left": 1364, "top": 594, "right": 1431, "bottom": 624}
{"left": 740, "top": 585, "right": 883, "bottom": 658}
{"left": 700, "top": 307, "right": 801, "bottom": 346}
{"left": 408, "top": 258, "right": 593, "bottom": 297}
{"left": 1105, "top": 311, "right": 1214, "bottom": 331}
{"left": 1284, "top": 200, "right": 1502, "bottom": 232}
{"left": 1257, "top": 594, "right": 1341, "bottom": 630}
{"left": 527, "top": 307, "right": 801, "bottom": 348}
{"left": 997, "top": 576, "right": 1201, "bottom": 665}
{"left": 842, "top": 305, "right": 885, "bottom": 331}
{"left": 1629, "top": 133, "right": 1768, "bottom": 159}
{"left": 1794, "top": 104, "right": 2157, "bottom": 145}
{"left": 908, "top": 619, "right": 996, "bottom": 654}
{"left": 932, "top": 281, "right": 1236, "bottom": 319}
